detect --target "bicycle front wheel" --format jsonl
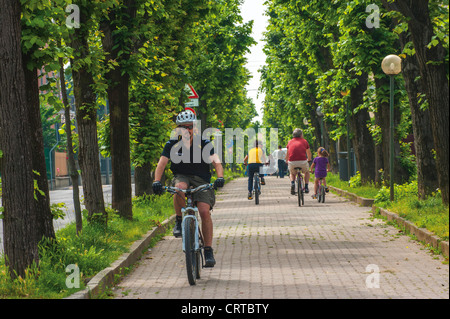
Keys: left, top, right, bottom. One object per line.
{"left": 184, "top": 217, "right": 199, "bottom": 285}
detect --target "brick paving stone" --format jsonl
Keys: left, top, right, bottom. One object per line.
{"left": 114, "top": 176, "right": 449, "bottom": 299}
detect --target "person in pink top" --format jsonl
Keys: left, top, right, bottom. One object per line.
{"left": 285, "top": 128, "right": 312, "bottom": 195}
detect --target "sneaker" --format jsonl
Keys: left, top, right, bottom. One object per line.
{"left": 204, "top": 247, "right": 216, "bottom": 267}
{"left": 304, "top": 185, "right": 309, "bottom": 194}
{"left": 261, "top": 178, "right": 266, "bottom": 185}
{"left": 248, "top": 192, "right": 253, "bottom": 200}
{"left": 173, "top": 215, "right": 182, "bottom": 238}
{"left": 290, "top": 184, "right": 295, "bottom": 195}
{"left": 312, "top": 194, "right": 317, "bottom": 199}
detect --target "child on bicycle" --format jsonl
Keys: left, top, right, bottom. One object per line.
{"left": 310, "top": 147, "right": 331, "bottom": 199}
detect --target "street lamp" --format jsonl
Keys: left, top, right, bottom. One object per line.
{"left": 341, "top": 90, "right": 351, "bottom": 182}
{"left": 316, "top": 106, "right": 324, "bottom": 146}
{"left": 303, "top": 117, "right": 309, "bottom": 126}
{"left": 381, "top": 54, "right": 402, "bottom": 201}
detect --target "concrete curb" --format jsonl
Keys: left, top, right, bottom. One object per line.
{"left": 372, "top": 206, "right": 449, "bottom": 258}
{"left": 328, "top": 185, "right": 374, "bottom": 207}
{"left": 65, "top": 215, "right": 176, "bottom": 299}
{"left": 329, "top": 185, "right": 448, "bottom": 258}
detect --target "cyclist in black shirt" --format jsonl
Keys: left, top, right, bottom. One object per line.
{"left": 152, "top": 111, "right": 224, "bottom": 267}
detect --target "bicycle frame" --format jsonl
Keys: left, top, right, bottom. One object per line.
{"left": 164, "top": 183, "right": 213, "bottom": 285}
{"left": 165, "top": 185, "right": 211, "bottom": 251}
{"left": 317, "top": 178, "right": 326, "bottom": 203}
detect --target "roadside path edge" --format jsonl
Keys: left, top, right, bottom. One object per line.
{"left": 328, "top": 185, "right": 448, "bottom": 258}
{"left": 65, "top": 215, "right": 176, "bottom": 299}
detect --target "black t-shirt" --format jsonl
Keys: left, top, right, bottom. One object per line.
{"left": 161, "top": 139, "right": 215, "bottom": 183}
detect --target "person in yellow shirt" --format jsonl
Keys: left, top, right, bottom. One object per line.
{"left": 244, "top": 140, "right": 266, "bottom": 200}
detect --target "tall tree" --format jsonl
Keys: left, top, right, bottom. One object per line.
{"left": 0, "top": 0, "right": 40, "bottom": 278}
{"left": 100, "top": 0, "right": 137, "bottom": 219}
{"left": 59, "top": 59, "right": 83, "bottom": 234}
{"left": 381, "top": 0, "right": 438, "bottom": 199}
{"left": 186, "top": 0, "right": 257, "bottom": 130}
{"left": 20, "top": 3, "right": 57, "bottom": 243}
{"left": 70, "top": 1, "right": 107, "bottom": 224}
{"left": 382, "top": 0, "right": 449, "bottom": 204}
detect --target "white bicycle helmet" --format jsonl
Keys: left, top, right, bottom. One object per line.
{"left": 176, "top": 110, "right": 196, "bottom": 125}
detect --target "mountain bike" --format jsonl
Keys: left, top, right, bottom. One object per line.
{"left": 253, "top": 172, "right": 262, "bottom": 205}
{"left": 317, "top": 177, "right": 326, "bottom": 203}
{"left": 295, "top": 167, "right": 305, "bottom": 206}
{"left": 163, "top": 183, "right": 214, "bottom": 285}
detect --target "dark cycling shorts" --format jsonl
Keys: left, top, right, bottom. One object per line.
{"left": 172, "top": 174, "right": 216, "bottom": 210}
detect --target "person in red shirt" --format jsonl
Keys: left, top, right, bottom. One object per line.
{"left": 285, "top": 128, "right": 312, "bottom": 195}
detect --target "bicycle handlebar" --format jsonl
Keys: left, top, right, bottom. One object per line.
{"left": 163, "top": 183, "right": 215, "bottom": 195}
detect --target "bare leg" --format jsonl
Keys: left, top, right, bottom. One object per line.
{"left": 174, "top": 182, "right": 187, "bottom": 217}
{"left": 197, "top": 202, "right": 213, "bottom": 247}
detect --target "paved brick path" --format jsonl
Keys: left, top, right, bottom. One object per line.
{"left": 114, "top": 176, "right": 449, "bottom": 299}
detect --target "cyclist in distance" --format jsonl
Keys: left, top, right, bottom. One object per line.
{"left": 244, "top": 140, "right": 266, "bottom": 200}
{"left": 152, "top": 110, "right": 225, "bottom": 267}
{"left": 286, "top": 128, "right": 312, "bottom": 195}
{"left": 310, "top": 147, "right": 331, "bottom": 199}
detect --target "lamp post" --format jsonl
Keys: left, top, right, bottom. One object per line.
{"left": 303, "top": 117, "right": 309, "bottom": 127}
{"left": 341, "top": 90, "right": 351, "bottom": 181}
{"left": 316, "top": 106, "right": 324, "bottom": 146}
{"left": 381, "top": 54, "right": 402, "bottom": 201}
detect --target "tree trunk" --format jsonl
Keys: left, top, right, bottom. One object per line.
{"left": 393, "top": 0, "right": 449, "bottom": 205}
{"left": 107, "top": 69, "right": 132, "bottom": 219}
{"left": 59, "top": 58, "right": 83, "bottom": 234}
{"left": 70, "top": 11, "right": 106, "bottom": 224}
{"left": 401, "top": 55, "right": 437, "bottom": 199}
{"left": 135, "top": 163, "right": 153, "bottom": 197}
{"left": 349, "top": 72, "right": 376, "bottom": 184}
{"left": 0, "top": 0, "right": 39, "bottom": 278}
{"left": 397, "top": 35, "right": 437, "bottom": 199}
{"left": 22, "top": 53, "right": 56, "bottom": 243}
{"left": 100, "top": 3, "right": 135, "bottom": 220}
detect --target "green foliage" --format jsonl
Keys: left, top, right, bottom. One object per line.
{"left": 348, "top": 171, "right": 362, "bottom": 188}
{"left": 261, "top": 0, "right": 401, "bottom": 144}
{"left": 374, "top": 181, "right": 448, "bottom": 241}
{"left": 0, "top": 193, "right": 174, "bottom": 299}
{"left": 50, "top": 203, "right": 67, "bottom": 220}
{"left": 186, "top": 0, "right": 258, "bottom": 129}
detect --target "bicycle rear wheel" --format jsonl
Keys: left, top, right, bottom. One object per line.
{"left": 184, "top": 217, "right": 199, "bottom": 285}
{"left": 321, "top": 184, "right": 326, "bottom": 203}
{"left": 317, "top": 182, "right": 322, "bottom": 203}
{"left": 297, "top": 175, "right": 302, "bottom": 206}
{"left": 300, "top": 179, "right": 304, "bottom": 205}
{"left": 254, "top": 175, "right": 260, "bottom": 205}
